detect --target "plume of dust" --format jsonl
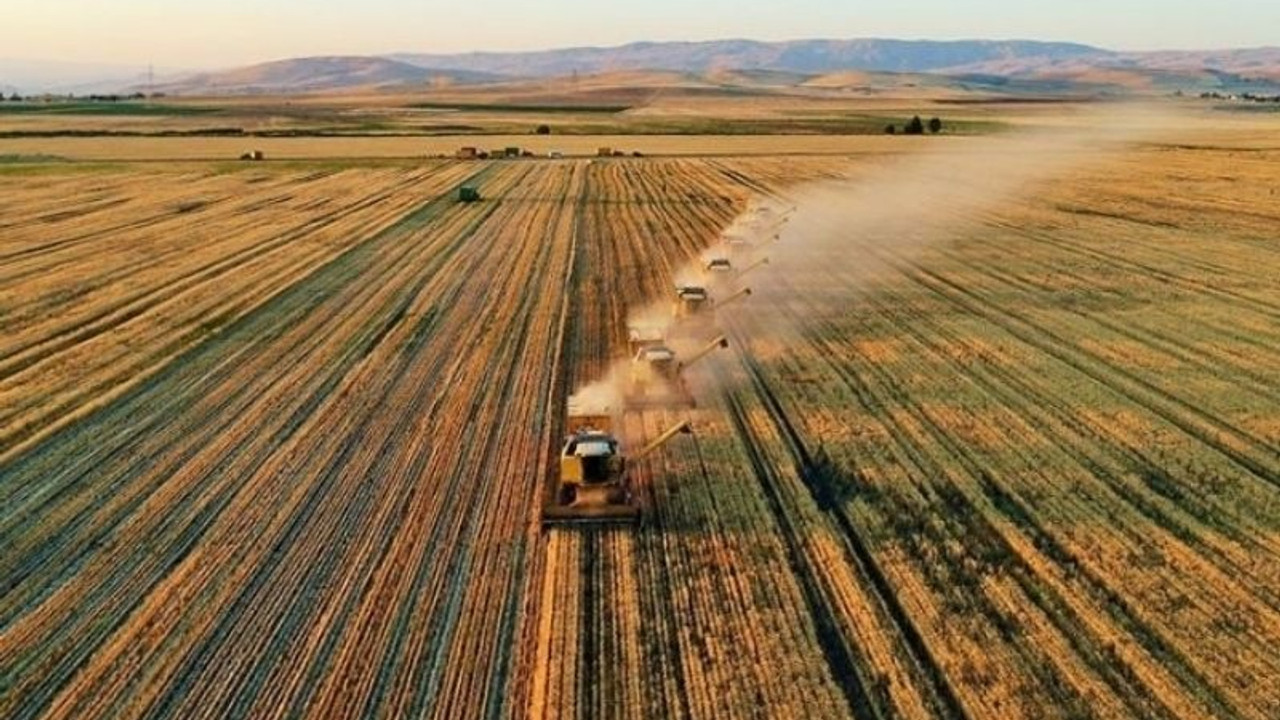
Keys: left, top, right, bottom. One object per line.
{"left": 684, "top": 102, "right": 1189, "bottom": 401}
{"left": 567, "top": 368, "right": 627, "bottom": 433}
{"left": 627, "top": 302, "right": 674, "bottom": 337}
{"left": 568, "top": 375, "right": 621, "bottom": 413}
{"left": 574, "top": 103, "right": 1188, "bottom": 417}
{"left": 568, "top": 253, "right": 737, "bottom": 428}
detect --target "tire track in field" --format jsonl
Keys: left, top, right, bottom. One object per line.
{"left": 982, "top": 216, "right": 1280, "bottom": 322}
{"left": 851, "top": 273, "right": 1280, "bottom": 604}
{"left": 929, "top": 230, "right": 1280, "bottom": 407}
{"left": 904, "top": 265, "right": 1280, "bottom": 486}
{"left": 798, "top": 304, "right": 1220, "bottom": 720}
{"left": 719, "top": 316, "right": 972, "bottom": 720}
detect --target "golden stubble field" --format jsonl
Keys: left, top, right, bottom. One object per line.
{"left": 2, "top": 111, "right": 1279, "bottom": 720}
{"left": 0, "top": 73, "right": 986, "bottom": 139}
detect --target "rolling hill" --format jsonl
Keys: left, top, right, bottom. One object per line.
{"left": 389, "top": 39, "right": 1106, "bottom": 77}
{"left": 148, "top": 56, "right": 505, "bottom": 95}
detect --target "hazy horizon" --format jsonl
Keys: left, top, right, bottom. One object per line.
{"left": 8, "top": 0, "right": 1279, "bottom": 70}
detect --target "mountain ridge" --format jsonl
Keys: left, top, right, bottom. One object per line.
{"left": 387, "top": 38, "right": 1108, "bottom": 76}
{"left": 8, "top": 38, "right": 1278, "bottom": 95}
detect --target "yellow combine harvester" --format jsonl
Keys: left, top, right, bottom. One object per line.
{"left": 672, "top": 285, "right": 752, "bottom": 319}
{"left": 625, "top": 335, "right": 728, "bottom": 409}
{"left": 703, "top": 257, "right": 734, "bottom": 277}
{"left": 673, "top": 285, "right": 710, "bottom": 318}
{"left": 543, "top": 409, "right": 692, "bottom": 526}
{"left": 627, "top": 325, "right": 667, "bottom": 355}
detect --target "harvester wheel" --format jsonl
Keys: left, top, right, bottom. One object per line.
{"left": 558, "top": 485, "right": 577, "bottom": 506}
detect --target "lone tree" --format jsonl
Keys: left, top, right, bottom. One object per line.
{"left": 884, "top": 124, "right": 896, "bottom": 135}
{"left": 535, "top": 124, "right": 551, "bottom": 135}
{"left": 928, "top": 117, "right": 943, "bottom": 134}
{"left": 8, "top": 93, "right": 21, "bottom": 102}
{"left": 905, "top": 115, "right": 925, "bottom": 135}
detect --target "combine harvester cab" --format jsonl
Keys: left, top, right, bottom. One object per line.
{"left": 671, "top": 285, "right": 751, "bottom": 340}
{"left": 722, "top": 231, "right": 759, "bottom": 260}
{"left": 745, "top": 203, "right": 794, "bottom": 245}
{"left": 672, "top": 285, "right": 710, "bottom": 319}
{"left": 543, "top": 408, "right": 693, "bottom": 527}
{"left": 703, "top": 257, "right": 734, "bottom": 278}
{"left": 627, "top": 325, "right": 667, "bottom": 356}
{"left": 626, "top": 344, "right": 683, "bottom": 409}
{"left": 702, "top": 258, "right": 735, "bottom": 288}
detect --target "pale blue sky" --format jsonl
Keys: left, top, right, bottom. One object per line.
{"left": 8, "top": 0, "right": 1278, "bottom": 68}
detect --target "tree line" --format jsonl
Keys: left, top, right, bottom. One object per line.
{"left": 4, "top": 92, "right": 164, "bottom": 102}
{"left": 885, "top": 116, "right": 943, "bottom": 135}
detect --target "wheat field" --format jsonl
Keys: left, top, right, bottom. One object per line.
{"left": 2, "top": 122, "right": 1279, "bottom": 719}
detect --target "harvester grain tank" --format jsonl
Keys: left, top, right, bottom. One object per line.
{"left": 543, "top": 409, "right": 693, "bottom": 526}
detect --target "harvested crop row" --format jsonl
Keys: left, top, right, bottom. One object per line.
{"left": 0, "top": 164, "right": 478, "bottom": 459}
{"left": 1, "top": 160, "right": 582, "bottom": 719}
